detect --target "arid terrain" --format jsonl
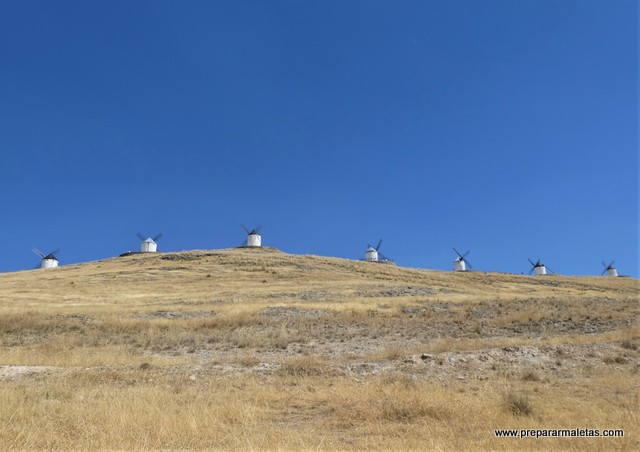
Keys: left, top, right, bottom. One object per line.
{"left": 0, "top": 247, "right": 638, "bottom": 450}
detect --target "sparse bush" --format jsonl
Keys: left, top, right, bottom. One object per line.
{"left": 504, "top": 392, "right": 534, "bottom": 417}
{"left": 381, "top": 372, "right": 417, "bottom": 389}
{"left": 521, "top": 370, "right": 541, "bottom": 382}
{"left": 382, "top": 346, "right": 404, "bottom": 360}
{"left": 235, "top": 354, "right": 260, "bottom": 366}
{"left": 604, "top": 355, "right": 628, "bottom": 365}
{"left": 279, "top": 356, "right": 328, "bottom": 377}
{"left": 555, "top": 348, "right": 567, "bottom": 357}
{"left": 381, "top": 398, "right": 436, "bottom": 422}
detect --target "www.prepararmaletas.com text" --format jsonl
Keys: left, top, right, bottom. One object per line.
{"left": 495, "top": 428, "right": 624, "bottom": 439}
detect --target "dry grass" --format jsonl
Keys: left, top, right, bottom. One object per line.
{"left": 0, "top": 247, "right": 638, "bottom": 450}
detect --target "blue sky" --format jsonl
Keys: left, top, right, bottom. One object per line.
{"left": 1, "top": 0, "right": 637, "bottom": 276}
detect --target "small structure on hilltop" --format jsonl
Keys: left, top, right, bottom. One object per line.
{"left": 601, "top": 261, "right": 618, "bottom": 277}
{"left": 453, "top": 248, "right": 472, "bottom": 272}
{"left": 241, "top": 225, "right": 262, "bottom": 247}
{"left": 363, "top": 240, "right": 394, "bottom": 264}
{"left": 137, "top": 233, "right": 162, "bottom": 253}
{"left": 528, "top": 258, "right": 552, "bottom": 276}
{"left": 32, "top": 247, "right": 60, "bottom": 268}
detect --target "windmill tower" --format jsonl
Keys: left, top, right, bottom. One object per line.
{"left": 32, "top": 247, "right": 60, "bottom": 268}
{"left": 241, "top": 225, "right": 262, "bottom": 247}
{"left": 601, "top": 261, "right": 618, "bottom": 277}
{"left": 453, "top": 248, "right": 472, "bottom": 272}
{"left": 528, "top": 258, "right": 552, "bottom": 276}
{"left": 364, "top": 240, "right": 382, "bottom": 262}
{"left": 137, "top": 233, "right": 162, "bottom": 253}
{"left": 363, "top": 240, "right": 394, "bottom": 263}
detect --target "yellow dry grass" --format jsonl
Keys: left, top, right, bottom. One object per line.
{"left": 0, "top": 247, "right": 638, "bottom": 450}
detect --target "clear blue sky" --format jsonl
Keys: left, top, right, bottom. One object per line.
{"left": 1, "top": 0, "right": 637, "bottom": 276}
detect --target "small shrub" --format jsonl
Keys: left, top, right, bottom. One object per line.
{"left": 604, "top": 355, "right": 628, "bottom": 365}
{"left": 521, "top": 370, "right": 541, "bottom": 382}
{"left": 381, "top": 372, "right": 417, "bottom": 389}
{"left": 615, "top": 356, "right": 629, "bottom": 364}
{"left": 621, "top": 340, "right": 637, "bottom": 351}
{"left": 382, "top": 346, "right": 404, "bottom": 360}
{"left": 505, "top": 392, "right": 534, "bottom": 417}
{"left": 279, "top": 356, "right": 327, "bottom": 377}
{"left": 236, "top": 354, "right": 260, "bottom": 366}
{"left": 382, "top": 399, "right": 429, "bottom": 422}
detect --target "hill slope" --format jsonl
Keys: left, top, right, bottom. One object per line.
{"left": 1, "top": 246, "right": 635, "bottom": 310}
{"left": 0, "top": 248, "right": 638, "bottom": 450}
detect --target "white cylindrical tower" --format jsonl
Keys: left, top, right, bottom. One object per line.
{"left": 453, "top": 258, "right": 466, "bottom": 272}
{"left": 41, "top": 257, "right": 58, "bottom": 268}
{"left": 364, "top": 247, "right": 379, "bottom": 262}
{"left": 534, "top": 265, "right": 547, "bottom": 276}
{"left": 246, "top": 233, "right": 262, "bottom": 247}
{"left": 141, "top": 239, "right": 158, "bottom": 253}
{"left": 606, "top": 268, "right": 618, "bottom": 277}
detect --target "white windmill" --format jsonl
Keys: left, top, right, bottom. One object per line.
{"left": 601, "top": 261, "right": 618, "bottom": 277}
{"left": 364, "top": 240, "right": 381, "bottom": 262}
{"left": 452, "top": 248, "right": 472, "bottom": 272}
{"left": 241, "top": 225, "right": 262, "bottom": 247}
{"left": 137, "top": 233, "right": 162, "bottom": 253}
{"left": 528, "top": 258, "right": 552, "bottom": 276}
{"left": 363, "top": 240, "right": 394, "bottom": 263}
{"left": 32, "top": 247, "right": 60, "bottom": 269}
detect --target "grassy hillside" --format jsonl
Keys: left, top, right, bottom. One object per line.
{"left": 0, "top": 247, "right": 638, "bottom": 450}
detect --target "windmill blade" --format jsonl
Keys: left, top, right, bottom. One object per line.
{"left": 601, "top": 261, "right": 607, "bottom": 269}
{"left": 545, "top": 266, "right": 554, "bottom": 274}
{"left": 453, "top": 247, "right": 463, "bottom": 258}
{"left": 253, "top": 225, "right": 262, "bottom": 233}
{"left": 609, "top": 260, "right": 615, "bottom": 268}
{"left": 136, "top": 233, "right": 146, "bottom": 241}
{"left": 376, "top": 239, "right": 382, "bottom": 251}
{"left": 241, "top": 225, "right": 250, "bottom": 234}
{"left": 32, "top": 247, "right": 45, "bottom": 258}
{"left": 465, "top": 259, "right": 473, "bottom": 270}
{"left": 528, "top": 258, "right": 536, "bottom": 267}
{"left": 49, "top": 248, "right": 60, "bottom": 257}
{"left": 528, "top": 267, "right": 534, "bottom": 275}
{"left": 601, "top": 268, "right": 607, "bottom": 276}
{"left": 152, "top": 233, "right": 163, "bottom": 242}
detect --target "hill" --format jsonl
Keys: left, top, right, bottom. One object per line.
{"left": 0, "top": 247, "right": 638, "bottom": 450}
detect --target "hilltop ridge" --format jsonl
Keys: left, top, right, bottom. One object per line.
{"left": 0, "top": 247, "right": 636, "bottom": 313}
